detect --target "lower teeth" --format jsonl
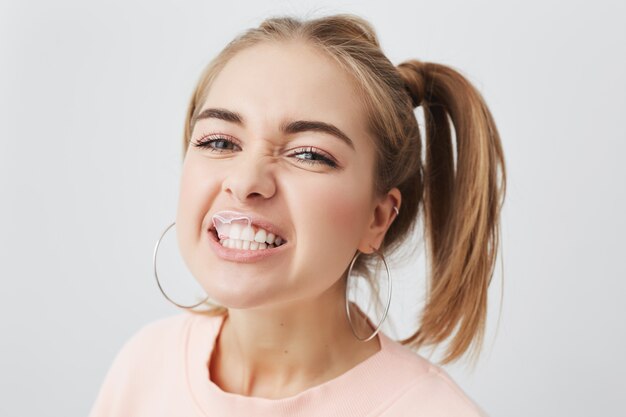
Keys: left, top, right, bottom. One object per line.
{"left": 217, "top": 236, "right": 282, "bottom": 250}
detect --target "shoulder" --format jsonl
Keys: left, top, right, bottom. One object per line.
{"left": 376, "top": 335, "right": 488, "bottom": 416}
{"left": 115, "top": 311, "right": 223, "bottom": 365}
{"left": 87, "top": 311, "right": 203, "bottom": 416}
{"left": 126, "top": 311, "right": 190, "bottom": 347}
{"left": 100, "top": 312, "right": 192, "bottom": 374}
{"left": 118, "top": 311, "right": 227, "bottom": 365}
{"left": 383, "top": 363, "right": 488, "bottom": 416}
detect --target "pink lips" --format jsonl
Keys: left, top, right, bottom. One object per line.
{"left": 206, "top": 226, "right": 289, "bottom": 263}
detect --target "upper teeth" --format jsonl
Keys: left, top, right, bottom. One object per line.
{"left": 217, "top": 223, "right": 284, "bottom": 246}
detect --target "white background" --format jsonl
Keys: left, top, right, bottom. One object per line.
{"left": 1, "top": 0, "right": 624, "bottom": 416}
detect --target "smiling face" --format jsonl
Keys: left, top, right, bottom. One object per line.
{"left": 176, "top": 40, "right": 381, "bottom": 310}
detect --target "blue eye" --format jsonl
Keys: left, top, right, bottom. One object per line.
{"left": 194, "top": 137, "right": 238, "bottom": 152}
{"left": 193, "top": 135, "right": 338, "bottom": 168}
{"left": 290, "top": 146, "right": 337, "bottom": 168}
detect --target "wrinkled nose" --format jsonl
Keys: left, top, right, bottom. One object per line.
{"left": 221, "top": 150, "right": 277, "bottom": 202}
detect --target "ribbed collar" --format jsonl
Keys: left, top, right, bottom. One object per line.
{"left": 183, "top": 311, "right": 424, "bottom": 417}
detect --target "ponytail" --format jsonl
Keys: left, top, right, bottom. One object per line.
{"left": 397, "top": 60, "right": 507, "bottom": 365}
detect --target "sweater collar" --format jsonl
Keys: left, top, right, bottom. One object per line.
{"left": 184, "top": 311, "right": 408, "bottom": 417}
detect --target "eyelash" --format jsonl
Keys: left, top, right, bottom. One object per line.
{"left": 192, "top": 135, "right": 338, "bottom": 168}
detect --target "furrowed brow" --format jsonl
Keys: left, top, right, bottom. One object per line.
{"left": 193, "top": 107, "right": 355, "bottom": 150}
{"left": 280, "top": 120, "right": 355, "bottom": 150}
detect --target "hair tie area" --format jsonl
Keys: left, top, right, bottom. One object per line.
{"left": 397, "top": 60, "right": 427, "bottom": 108}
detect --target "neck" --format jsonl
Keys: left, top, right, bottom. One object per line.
{"left": 209, "top": 277, "right": 381, "bottom": 399}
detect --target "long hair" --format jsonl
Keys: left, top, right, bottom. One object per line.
{"left": 180, "top": 13, "right": 507, "bottom": 366}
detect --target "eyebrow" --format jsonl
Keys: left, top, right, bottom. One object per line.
{"left": 192, "top": 107, "right": 355, "bottom": 150}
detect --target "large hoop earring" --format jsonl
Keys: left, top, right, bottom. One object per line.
{"left": 153, "top": 221, "right": 210, "bottom": 309}
{"left": 345, "top": 246, "right": 392, "bottom": 342}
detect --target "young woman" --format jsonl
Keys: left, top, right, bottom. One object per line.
{"left": 89, "top": 13, "right": 506, "bottom": 417}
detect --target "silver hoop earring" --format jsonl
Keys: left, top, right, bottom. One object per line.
{"left": 345, "top": 246, "right": 392, "bottom": 342}
{"left": 153, "top": 221, "right": 210, "bottom": 309}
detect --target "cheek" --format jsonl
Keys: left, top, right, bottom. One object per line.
{"left": 323, "top": 148, "right": 376, "bottom": 237}
{"left": 176, "top": 161, "right": 199, "bottom": 257}
{"left": 176, "top": 156, "right": 218, "bottom": 244}
{"left": 285, "top": 170, "right": 371, "bottom": 296}
{"left": 326, "top": 188, "right": 365, "bottom": 236}
{"left": 295, "top": 170, "right": 371, "bottom": 249}
{"left": 177, "top": 160, "right": 201, "bottom": 222}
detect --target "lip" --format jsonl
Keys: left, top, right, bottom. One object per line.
{"left": 206, "top": 226, "right": 289, "bottom": 263}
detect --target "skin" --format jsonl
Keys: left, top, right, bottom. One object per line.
{"left": 176, "top": 40, "right": 401, "bottom": 399}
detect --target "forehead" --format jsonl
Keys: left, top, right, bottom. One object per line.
{"left": 203, "top": 41, "right": 369, "bottom": 140}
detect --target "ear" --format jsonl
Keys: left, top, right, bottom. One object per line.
{"left": 357, "top": 187, "right": 401, "bottom": 254}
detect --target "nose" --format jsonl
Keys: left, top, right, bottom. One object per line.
{"left": 221, "top": 145, "right": 277, "bottom": 203}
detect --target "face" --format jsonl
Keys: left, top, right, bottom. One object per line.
{"left": 176, "top": 41, "right": 387, "bottom": 310}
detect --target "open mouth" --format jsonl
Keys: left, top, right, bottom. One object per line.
{"left": 208, "top": 226, "right": 287, "bottom": 250}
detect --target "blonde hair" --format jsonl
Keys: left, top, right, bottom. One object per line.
{"left": 180, "top": 13, "right": 507, "bottom": 366}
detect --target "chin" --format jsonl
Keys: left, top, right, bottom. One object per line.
{"left": 202, "top": 281, "right": 276, "bottom": 310}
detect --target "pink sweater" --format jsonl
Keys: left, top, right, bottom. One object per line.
{"left": 88, "top": 311, "right": 488, "bottom": 416}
